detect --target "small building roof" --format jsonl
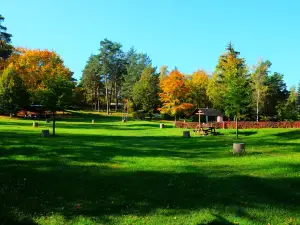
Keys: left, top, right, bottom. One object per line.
{"left": 191, "top": 108, "right": 223, "bottom": 117}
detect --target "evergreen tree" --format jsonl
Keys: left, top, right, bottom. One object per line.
{"left": 99, "top": 39, "right": 125, "bottom": 114}
{"left": 263, "top": 72, "right": 288, "bottom": 118}
{"left": 121, "top": 48, "right": 151, "bottom": 101}
{"left": 296, "top": 82, "right": 300, "bottom": 113}
{"left": 82, "top": 54, "right": 102, "bottom": 111}
{"left": 132, "top": 66, "right": 158, "bottom": 116}
{"left": 276, "top": 87, "right": 298, "bottom": 121}
{"left": 208, "top": 43, "right": 250, "bottom": 139}
{"left": 0, "top": 14, "right": 13, "bottom": 61}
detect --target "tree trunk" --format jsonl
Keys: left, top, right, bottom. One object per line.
{"left": 235, "top": 115, "right": 238, "bottom": 139}
{"left": 105, "top": 75, "right": 109, "bottom": 115}
{"left": 97, "top": 86, "right": 100, "bottom": 112}
{"left": 109, "top": 86, "right": 113, "bottom": 114}
{"left": 256, "top": 89, "right": 259, "bottom": 122}
{"left": 115, "top": 82, "right": 118, "bottom": 112}
{"left": 52, "top": 111, "right": 56, "bottom": 136}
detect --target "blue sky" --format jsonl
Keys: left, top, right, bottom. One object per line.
{"left": 2, "top": 0, "right": 300, "bottom": 87}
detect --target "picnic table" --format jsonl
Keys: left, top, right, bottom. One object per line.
{"left": 193, "top": 123, "right": 216, "bottom": 135}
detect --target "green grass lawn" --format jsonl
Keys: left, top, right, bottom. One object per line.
{"left": 1, "top": 113, "right": 300, "bottom": 225}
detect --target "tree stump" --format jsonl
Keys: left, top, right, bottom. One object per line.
{"left": 33, "top": 122, "right": 39, "bottom": 127}
{"left": 92, "top": 120, "right": 95, "bottom": 124}
{"left": 233, "top": 143, "right": 245, "bottom": 154}
{"left": 160, "top": 124, "right": 165, "bottom": 129}
{"left": 183, "top": 131, "right": 190, "bottom": 138}
{"left": 41, "top": 130, "right": 50, "bottom": 137}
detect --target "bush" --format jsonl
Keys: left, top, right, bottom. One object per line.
{"left": 174, "top": 121, "right": 300, "bottom": 129}
{"left": 132, "top": 111, "right": 146, "bottom": 120}
{"left": 161, "top": 113, "right": 174, "bottom": 120}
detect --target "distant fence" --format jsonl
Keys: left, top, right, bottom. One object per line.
{"left": 174, "top": 121, "right": 300, "bottom": 129}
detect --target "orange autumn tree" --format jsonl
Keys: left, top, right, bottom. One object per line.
{"left": 5, "top": 48, "right": 72, "bottom": 93}
{"left": 159, "top": 70, "right": 193, "bottom": 120}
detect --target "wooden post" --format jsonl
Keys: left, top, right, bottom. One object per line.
{"left": 52, "top": 112, "right": 56, "bottom": 136}
{"left": 41, "top": 130, "right": 50, "bottom": 137}
{"left": 33, "top": 122, "right": 39, "bottom": 127}
{"left": 160, "top": 124, "right": 165, "bottom": 129}
{"left": 183, "top": 131, "right": 190, "bottom": 138}
{"left": 233, "top": 143, "right": 245, "bottom": 154}
{"left": 235, "top": 116, "right": 238, "bottom": 139}
{"left": 92, "top": 119, "right": 95, "bottom": 124}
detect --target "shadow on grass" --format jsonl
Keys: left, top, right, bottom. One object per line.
{"left": 273, "top": 129, "right": 300, "bottom": 140}
{"left": 1, "top": 158, "right": 300, "bottom": 224}
{"left": 229, "top": 131, "right": 258, "bottom": 136}
{"left": 198, "top": 214, "right": 235, "bottom": 224}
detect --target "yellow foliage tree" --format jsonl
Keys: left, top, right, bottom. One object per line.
{"left": 188, "top": 70, "right": 209, "bottom": 108}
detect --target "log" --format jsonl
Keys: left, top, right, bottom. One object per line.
{"left": 160, "top": 124, "right": 165, "bottom": 129}
{"left": 33, "top": 122, "right": 39, "bottom": 127}
{"left": 233, "top": 143, "right": 245, "bottom": 154}
{"left": 183, "top": 131, "right": 190, "bottom": 138}
{"left": 41, "top": 130, "right": 50, "bottom": 137}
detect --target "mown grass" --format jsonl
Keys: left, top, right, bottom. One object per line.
{"left": 0, "top": 113, "right": 300, "bottom": 225}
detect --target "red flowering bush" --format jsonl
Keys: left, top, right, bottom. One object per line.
{"left": 175, "top": 121, "right": 300, "bottom": 129}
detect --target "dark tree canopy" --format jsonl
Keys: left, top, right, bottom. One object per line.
{"left": 0, "top": 14, "right": 13, "bottom": 60}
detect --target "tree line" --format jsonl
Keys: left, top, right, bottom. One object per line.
{"left": 0, "top": 14, "right": 299, "bottom": 123}
{"left": 80, "top": 39, "right": 298, "bottom": 122}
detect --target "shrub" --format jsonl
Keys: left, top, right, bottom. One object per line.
{"left": 174, "top": 121, "right": 300, "bottom": 129}
{"left": 132, "top": 111, "right": 146, "bottom": 120}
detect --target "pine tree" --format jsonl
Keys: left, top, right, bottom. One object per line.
{"left": 0, "top": 14, "right": 13, "bottom": 60}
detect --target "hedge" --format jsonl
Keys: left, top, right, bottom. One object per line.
{"left": 174, "top": 121, "right": 300, "bottom": 129}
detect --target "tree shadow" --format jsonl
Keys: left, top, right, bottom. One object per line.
{"left": 273, "top": 129, "right": 300, "bottom": 140}
{"left": 229, "top": 130, "right": 258, "bottom": 136}
{"left": 1, "top": 159, "right": 300, "bottom": 224}
{"left": 198, "top": 214, "right": 235, "bottom": 224}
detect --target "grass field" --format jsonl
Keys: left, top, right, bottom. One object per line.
{"left": 1, "top": 113, "right": 300, "bottom": 225}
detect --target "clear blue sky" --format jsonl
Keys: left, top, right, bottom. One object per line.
{"left": 2, "top": 0, "right": 300, "bottom": 87}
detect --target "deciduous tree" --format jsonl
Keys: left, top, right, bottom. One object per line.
{"left": 0, "top": 68, "right": 29, "bottom": 117}
{"left": 250, "top": 60, "right": 271, "bottom": 121}
{"left": 5, "top": 48, "right": 72, "bottom": 100}
{"left": 188, "top": 70, "right": 209, "bottom": 108}
{"left": 36, "top": 76, "right": 73, "bottom": 136}
{"left": 159, "top": 70, "right": 193, "bottom": 120}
